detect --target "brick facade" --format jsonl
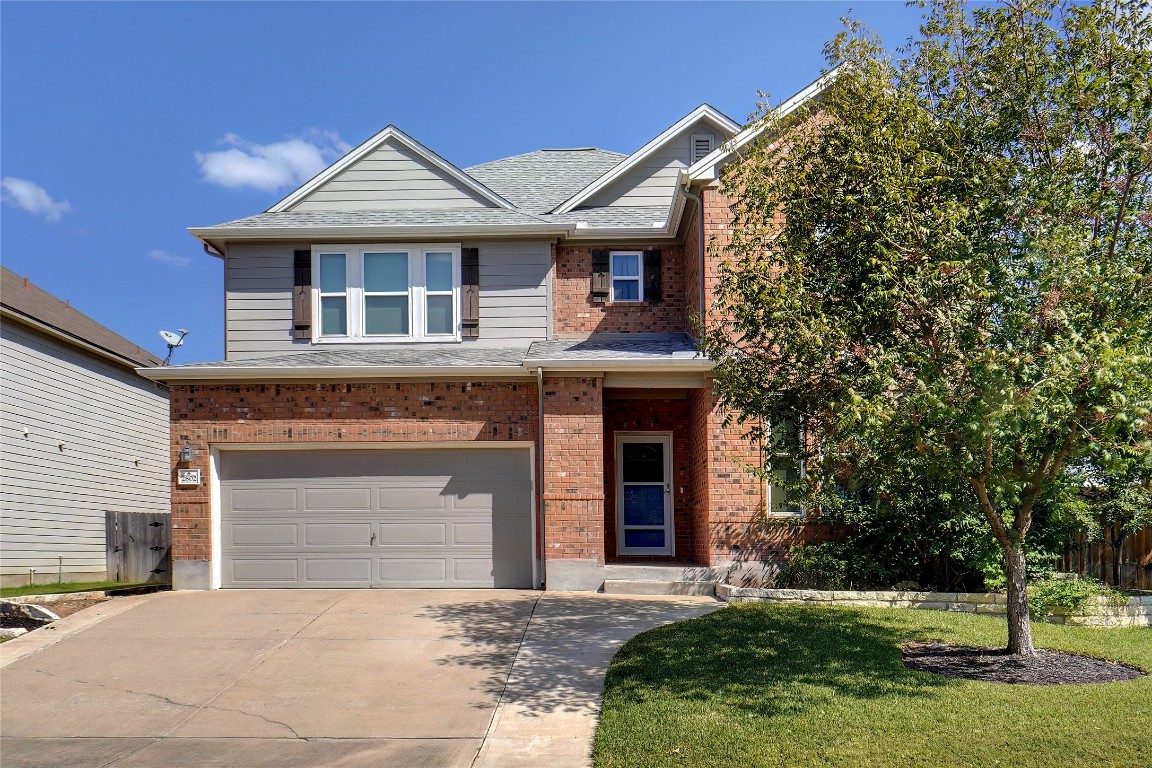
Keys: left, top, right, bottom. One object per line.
{"left": 552, "top": 243, "right": 688, "bottom": 336}
{"left": 602, "top": 393, "right": 694, "bottom": 562}
{"left": 169, "top": 381, "right": 538, "bottom": 562}
{"left": 541, "top": 376, "right": 605, "bottom": 562}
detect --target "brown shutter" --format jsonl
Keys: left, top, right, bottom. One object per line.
{"left": 643, "top": 248, "right": 662, "bottom": 303}
{"left": 591, "top": 249, "right": 610, "bottom": 303}
{"left": 461, "top": 247, "right": 480, "bottom": 338}
{"left": 292, "top": 249, "right": 312, "bottom": 339}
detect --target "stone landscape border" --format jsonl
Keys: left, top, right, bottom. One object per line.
{"left": 716, "top": 585, "right": 1152, "bottom": 627}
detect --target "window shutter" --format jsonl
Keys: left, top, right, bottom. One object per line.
{"left": 643, "top": 248, "right": 662, "bottom": 303}
{"left": 591, "top": 249, "right": 610, "bottom": 303}
{"left": 292, "top": 249, "right": 312, "bottom": 340}
{"left": 461, "top": 247, "right": 480, "bottom": 338}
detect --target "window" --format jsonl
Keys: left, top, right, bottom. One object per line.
{"left": 610, "top": 251, "right": 643, "bottom": 302}
{"left": 764, "top": 418, "right": 805, "bottom": 517}
{"left": 313, "top": 244, "right": 460, "bottom": 342}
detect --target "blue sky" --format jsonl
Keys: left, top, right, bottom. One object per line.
{"left": 1, "top": 1, "right": 923, "bottom": 364}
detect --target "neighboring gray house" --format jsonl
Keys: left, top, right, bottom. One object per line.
{"left": 1, "top": 268, "right": 169, "bottom": 587}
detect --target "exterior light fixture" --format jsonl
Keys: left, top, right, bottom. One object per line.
{"left": 178, "top": 440, "right": 194, "bottom": 464}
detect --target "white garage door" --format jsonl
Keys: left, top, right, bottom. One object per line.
{"left": 219, "top": 448, "right": 533, "bottom": 588}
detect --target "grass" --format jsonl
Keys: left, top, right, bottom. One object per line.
{"left": 594, "top": 603, "right": 1152, "bottom": 768}
{"left": 0, "top": 580, "right": 149, "bottom": 599}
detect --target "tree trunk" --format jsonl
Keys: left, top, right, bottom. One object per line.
{"left": 1003, "top": 546, "right": 1035, "bottom": 656}
{"left": 1111, "top": 529, "right": 1123, "bottom": 588}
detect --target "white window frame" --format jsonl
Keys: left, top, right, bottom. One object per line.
{"left": 610, "top": 250, "right": 644, "bottom": 303}
{"left": 764, "top": 418, "right": 805, "bottom": 518}
{"left": 315, "top": 251, "right": 350, "bottom": 337}
{"left": 312, "top": 243, "right": 461, "bottom": 343}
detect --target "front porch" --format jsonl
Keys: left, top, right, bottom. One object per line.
{"left": 540, "top": 375, "right": 767, "bottom": 591}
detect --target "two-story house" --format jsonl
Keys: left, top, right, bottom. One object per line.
{"left": 142, "top": 72, "right": 835, "bottom": 592}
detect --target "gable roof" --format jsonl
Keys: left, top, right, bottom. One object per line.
{"left": 550, "top": 104, "right": 740, "bottom": 214}
{"left": 688, "top": 67, "right": 842, "bottom": 183}
{"left": 465, "top": 148, "right": 626, "bottom": 213}
{"left": 1, "top": 267, "right": 161, "bottom": 368}
{"left": 268, "top": 125, "right": 517, "bottom": 213}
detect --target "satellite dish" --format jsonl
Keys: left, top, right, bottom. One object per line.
{"left": 159, "top": 328, "right": 190, "bottom": 366}
{"left": 160, "top": 330, "right": 184, "bottom": 347}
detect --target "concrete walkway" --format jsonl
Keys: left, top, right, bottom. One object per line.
{"left": 0, "top": 590, "right": 719, "bottom": 768}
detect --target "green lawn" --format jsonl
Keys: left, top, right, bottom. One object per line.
{"left": 595, "top": 603, "right": 1152, "bottom": 768}
{"left": 0, "top": 581, "right": 149, "bottom": 599}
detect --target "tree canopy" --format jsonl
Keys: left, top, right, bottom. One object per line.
{"left": 703, "top": 0, "right": 1152, "bottom": 655}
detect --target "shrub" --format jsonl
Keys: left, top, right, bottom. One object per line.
{"left": 1027, "top": 575, "right": 1127, "bottom": 618}
{"left": 773, "top": 543, "right": 849, "bottom": 589}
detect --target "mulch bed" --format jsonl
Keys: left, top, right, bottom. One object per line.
{"left": 902, "top": 641, "right": 1146, "bottom": 685}
{"left": 0, "top": 597, "right": 109, "bottom": 634}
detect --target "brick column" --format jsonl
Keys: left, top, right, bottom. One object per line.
{"left": 540, "top": 376, "right": 605, "bottom": 590}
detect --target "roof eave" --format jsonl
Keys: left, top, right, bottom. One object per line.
{"left": 136, "top": 364, "right": 535, "bottom": 382}
{"left": 187, "top": 223, "right": 571, "bottom": 240}
{"left": 551, "top": 104, "right": 742, "bottom": 215}
{"left": 3, "top": 307, "right": 162, "bottom": 371}
{"left": 687, "top": 66, "right": 843, "bottom": 183}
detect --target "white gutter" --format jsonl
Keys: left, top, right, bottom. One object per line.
{"left": 188, "top": 223, "right": 570, "bottom": 240}
{"left": 136, "top": 355, "right": 713, "bottom": 382}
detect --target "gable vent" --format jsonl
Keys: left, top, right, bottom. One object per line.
{"left": 691, "top": 134, "right": 714, "bottom": 163}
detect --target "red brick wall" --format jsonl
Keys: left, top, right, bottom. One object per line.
{"left": 541, "top": 376, "right": 605, "bottom": 562}
{"left": 552, "top": 243, "right": 688, "bottom": 336}
{"left": 602, "top": 394, "right": 694, "bottom": 562}
{"left": 169, "top": 381, "right": 538, "bottom": 562}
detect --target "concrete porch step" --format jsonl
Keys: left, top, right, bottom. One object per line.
{"left": 602, "top": 564, "right": 730, "bottom": 582}
{"left": 602, "top": 579, "right": 718, "bottom": 597}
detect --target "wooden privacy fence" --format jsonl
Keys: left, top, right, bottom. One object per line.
{"left": 105, "top": 511, "right": 171, "bottom": 584}
{"left": 1058, "top": 527, "right": 1152, "bottom": 591}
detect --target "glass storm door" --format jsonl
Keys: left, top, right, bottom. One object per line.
{"left": 616, "top": 434, "right": 673, "bottom": 556}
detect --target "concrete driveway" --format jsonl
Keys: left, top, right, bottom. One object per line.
{"left": 0, "top": 589, "right": 719, "bottom": 768}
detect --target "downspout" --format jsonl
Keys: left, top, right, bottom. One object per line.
{"left": 681, "top": 186, "right": 706, "bottom": 332}
{"left": 536, "top": 365, "right": 546, "bottom": 589}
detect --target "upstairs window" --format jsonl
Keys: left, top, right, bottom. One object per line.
{"left": 313, "top": 244, "right": 460, "bottom": 342}
{"left": 610, "top": 251, "right": 643, "bottom": 302}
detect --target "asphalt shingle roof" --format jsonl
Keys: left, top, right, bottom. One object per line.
{"left": 169, "top": 334, "right": 701, "bottom": 372}
{"left": 196, "top": 209, "right": 552, "bottom": 232}
{"left": 1, "top": 267, "right": 162, "bottom": 368}
{"left": 180, "top": 346, "right": 530, "bottom": 369}
{"left": 526, "top": 334, "right": 700, "bottom": 360}
{"left": 465, "top": 149, "right": 626, "bottom": 214}
{"left": 540, "top": 205, "right": 673, "bottom": 229}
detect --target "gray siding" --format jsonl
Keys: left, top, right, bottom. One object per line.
{"left": 225, "top": 241, "right": 551, "bottom": 360}
{"left": 291, "top": 138, "right": 493, "bottom": 212}
{"left": 586, "top": 123, "right": 720, "bottom": 209}
{"left": 0, "top": 321, "right": 170, "bottom": 586}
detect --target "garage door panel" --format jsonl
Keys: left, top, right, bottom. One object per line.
{"left": 230, "top": 523, "right": 299, "bottom": 547}
{"left": 304, "top": 559, "right": 374, "bottom": 582}
{"left": 378, "top": 558, "right": 448, "bottom": 584}
{"left": 304, "top": 488, "right": 372, "bottom": 511}
{"left": 303, "top": 523, "right": 373, "bottom": 546}
{"left": 230, "top": 488, "right": 297, "bottom": 512}
{"left": 378, "top": 522, "right": 448, "bottom": 545}
{"left": 377, "top": 486, "right": 450, "bottom": 511}
{"left": 221, "top": 448, "right": 532, "bottom": 589}
{"left": 452, "top": 522, "right": 492, "bottom": 545}
{"left": 231, "top": 558, "right": 299, "bottom": 583}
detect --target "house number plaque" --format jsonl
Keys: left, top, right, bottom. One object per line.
{"left": 177, "top": 469, "right": 202, "bottom": 486}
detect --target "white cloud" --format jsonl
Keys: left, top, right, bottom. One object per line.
{"left": 1, "top": 177, "right": 71, "bottom": 221}
{"left": 147, "top": 249, "right": 191, "bottom": 267}
{"left": 195, "top": 129, "right": 351, "bottom": 192}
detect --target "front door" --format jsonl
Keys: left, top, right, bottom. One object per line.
{"left": 615, "top": 434, "right": 673, "bottom": 556}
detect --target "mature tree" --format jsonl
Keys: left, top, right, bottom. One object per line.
{"left": 704, "top": 0, "right": 1152, "bottom": 655}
